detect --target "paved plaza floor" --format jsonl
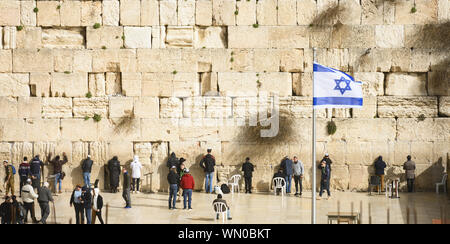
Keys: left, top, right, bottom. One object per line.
{"left": 4, "top": 190, "right": 450, "bottom": 224}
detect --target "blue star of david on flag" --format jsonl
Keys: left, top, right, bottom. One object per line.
{"left": 334, "top": 77, "right": 352, "bottom": 95}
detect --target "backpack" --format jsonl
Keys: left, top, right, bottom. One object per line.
{"left": 220, "top": 184, "right": 230, "bottom": 194}
{"left": 10, "top": 165, "right": 16, "bottom": 175}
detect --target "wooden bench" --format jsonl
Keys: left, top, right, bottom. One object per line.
{"left": 327, "top": 212, "right": 360, "bottom": 224}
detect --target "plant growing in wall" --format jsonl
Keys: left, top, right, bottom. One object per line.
{"left": 172, "top": 70, "right": 177, "bottom": 75}
{"left": 16, "top": 26, "right": 23, "bottom": 31}
{"left": 84, "top": 116, "right": 90, "bottom": 121}
{"left": 93, "top": 114, "right": 102, "bottom": 122}
{"left": 417, "top": 114, "right": 426, "bottom": 121}
{"left": 411, "top": 4, "right": 417, "bottom": 13}
{"left": 253, "top": 23, "right": 259, "bottom": 28}
{"left": 327, "top": 121, "right": 337, "bottom": 135}
{"left": 57, "top": 5, "right": 61, "bottom": 10}
{"left": 85, "top": 92, "right": 92, "bottom": 98}
{"left": 33, "top": 7, "right": 39, "bottom": 13}
{"left": 93, "top": 23, "right": 101, "bottom": 29}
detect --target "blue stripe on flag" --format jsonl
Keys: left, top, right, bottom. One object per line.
{"left": 313, "top": 63, "right": 334, "bottom": 72}
{"left": 313, "top": 97, "right": 363, "bottom": 106}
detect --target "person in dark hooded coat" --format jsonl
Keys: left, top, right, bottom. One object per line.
{"left": 166, "top": 152, "right": 179, "bottom": 169}
{"left": 374, "top": 156, "right": 387, "bottom": 192}
{"left": 108, "top": 156, "right": 121, "bottom": 193}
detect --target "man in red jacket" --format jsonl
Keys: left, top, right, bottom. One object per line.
{"left": 180, "top": 168, "right": 195, "bottom": 210}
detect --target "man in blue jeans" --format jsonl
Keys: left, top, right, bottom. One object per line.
{"left": 167, "top": 166, "right": 180, "bottom": 209}
{"left": 200, "top": 149, "right": 215, "bottom": 193}
{"left": 180, "top": 168, "right": 195, "bottom": 210}
{"left": 280, "top": 156, "right": 293, "bottom": 194}
{"left": 82, "top": 155, "right": 93, "bottom": 188}
{"left": 48, "top": 152, "right": 68, "bottom": 194}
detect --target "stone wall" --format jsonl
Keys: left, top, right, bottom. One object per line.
{"left": 0, "top": 0, "right": 449, "bottom": 193}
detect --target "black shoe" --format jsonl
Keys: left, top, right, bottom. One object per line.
{"left": 249, "top": 191, "right": 252, "bottom": 194}
{"left": 216, "top": 215, "right": 219, "bottom": 220}
{"left": 228, "top": 217, "right": 232, "bottom": 220}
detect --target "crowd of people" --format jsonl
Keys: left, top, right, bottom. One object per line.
{"left": 0, "top": 148, "right": 417, "bottom": 224}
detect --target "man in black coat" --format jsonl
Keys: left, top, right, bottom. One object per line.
{"left": 70, "top": 185, "right": 84, "bottom": 224}
{"left": 166, "top": 152, "right": 179, "bottom": 169}
{"left": 242, "top": 157, "right": 254, "bottom": 194}
{"left": 108, "top": 157, "right": 121, "bottom": 193}
{"left": 122, "top": 168, "right": 132, "bottom": 209}
{"left": 200, "top": 149, "right": 216, "bottom": 193}
{"left": 81, "top": 186, "right": 92, "bottom": 224}
{"left": 82, "top": 155, "right": 93, "bottom": 189}
{"left": 374, "top": 156, "right": 387, "bottom": 192}
{"left": 30, "top": 155, "right": 44, "bottom": 192}
{"left": 0, "top": 196, "right": 13, "bottom": 224}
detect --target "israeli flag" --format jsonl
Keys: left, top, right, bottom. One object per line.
{"left": 313, "top": 62, "right": 363, "bottom": 108}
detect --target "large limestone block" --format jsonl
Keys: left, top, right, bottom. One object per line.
{"left": 279, "top": 97, "right": 325, "bottom": 118}
{"left": 439, "top": 96, "right": 450, "bottom": 116}
{"left": 134, "top": 97, "right": 159, "bottom": 118}
{"left": 236, "top": 0, "right": 256, "bottom": 25}
{"left": 134, "top": 142, "right": 152, "bottom": 166}
{"left": 106, "top": 73, "right": 122, "bottom": 95}
{"left": 73, "top": 50, "right": 93, "bottom": 73}
{"left": 0, "top": 119, "right": 26, "bottom": 141}
{"left": 292, "top": 72, "right": 313, "bottom": 96}
{"left": 141, "top": 0, "right": 159, "bottom": 26}
{"left": 60, "top": 1, "right": 81, "bottom": 27}
{"left": 353, "top": 72, "right": 384, "bottom": 96}
{"left": 92, "top": 49, "right": 137, "bottom": 73}
{"left": 11, "top": 142, "right": 34, "bottom": 166}
{"left": 396, "top": 0, "right": 438, "bottom": 24}
{"left": 141, "top": 119, "right": 179, "bottom": 141}
{"left": 18, "top": 97, "right": 41, "bottom": 119}
{"left": 339, "top": 0, "right": 361, "bottom": 25}
{"left": 148, "top": 142, "right": 169, "bottom": 192}
{"left": 120, "top": 0, "right": 141, "bottom": 26}
{"left": 141, "top": 72, "right": 199, "bottom": 97}
{"left": 124, "top": 27, "right": 152, "bottom": 49}
{"left": 42, "top": 98, "right": 72, "bottom": 118}
{"left": 194, "top": 27, "right": 226, "bottom": 48}
{"left": 204, "top": 96, "right": 232, "bottom": 119}
{"left": 297, "top": 0, "right": 317, "bottom": 25}
{"left": 332, "top": 25, "right": 375, "bottom": 48}
{"left": 121, "top": 72, "right": 142, "bottom": 97}
{"left": 410, "top": 48, "right": 431, "bottom": 72}
{"left": 345, "top": 141, "right": 375, "bottom": 166}
{"left": 3, "top": 27, "right": 16, "bottom": 49}
{"left": 42, "top": 28, "right": 84, "bottom": 49}
{"left": 253, "top": 49, "right": 280, "bottom": 72}
{"left": 218, "top": 72, "right": 258, "bottom": 97}
{"left": 103, "top": 0, "right": 120, "bottom": 26}
{"left": 109, "top": 97, "right": 134, "bottom": 118}
{"left": 278, "top": 0, "right": 298, "bottom": 25}
{"left": 258, "top": 73, "right": 292, "bottom": 96}
{"left": 349, "top": 165, "right": 370, "bottom": 191}
{"left": 36, "top": 1, "right": 60, "bottom": 26}
{"left": 0, "top": 97, "right": 18, "bottom": 119}
{"left": 178, "top": 0, "right": 195, "bottom": 25}
{"left": 160, "top": 0, "right": 178, "bottom": 25}
{"left": 213, "top": 0, "right": 236, "bottom": 26}
{"left": 51, "top": 73, "right": 88, "bottom": 98}
{"left": 228, "top": 26, "right": 269, "bottom": 48}
{"left": 0, "top": 1, "right": 21, "bottom": 26}
{"left": 385, "top": 73, "right": 427, "bottom": 96}
{"left": 183, "top": 96, "right": 206, "bottom": 118}
{"left": 316, "top": 48, "right": 349, "bottom": 72}
{"left": 73, "top": 97, "right": 109, "bottom": 118}
{"left": 375, "top": 25, "right": 404, "bottom": 48}
{"left": 88, "top": 73, "right": 106, "bottom": 97}
{"left": 378, "top": 96, "right": 438, "bottom": 118}
{"left": 165, "top": 26, "right": 194, "bottom": 48}
{"left": 268, "top": 26, "right": 310, "bottom": 48}
{"left": 279, "top": 49, "right": 304, "bottom": 72}
{"left": 0, "top": 50, "right": 12, "bottom": 73}
{"left": 13, "top": 49, "right": 53, "bottom": 72}
{"left": 86, "top": 26, "right": 124, "bottom": 49}
{"left": 20, "top": 1, "right": 36, "bottom": 26}
{"left": 160, "top": 97, "right": 183, "bottom": 118}
{"left": 60, "top": 119, "right": 98, "bottom": 141}
{"left": 98, "top": 118, "right": 141, "bottom": 142}
{"left": 257, "top": 0, "right": 278, "bottom": 25}
{"left": 137, "top": 49, "right": 197, "bottom": 72}
{"left": 438, "top": 0, "right": 450, "bottom": 23}
{"left": 196, "top": 0, "right": 213, "bottom": 26}
{"left": 352, "top": 96, "right": 377, "bottom": 118}
{"left": 25, "top": 119, "right": 60, "bottom": 142}
{"left": 0, "top": 73, "right": 29, "bottom": 97}
{"left": 230, "top": 49, "right": 254, "bottom": 72}
{"left": 30, "top": 73, "right": 51, "bottom": 97}
{"left": 428, "top": 71, "right": 450, "bottom": 96}
{"left": 53, "top": 49, "right": 75, "bottom": 73}
{"left": 16, "top": 27, "right": 42, "bottom": 49}
{"left": 397, "top": 118, "right": 450, "bottom": 141}
{"left": 81, "top": 1, "right": 102, "bottom": 26}
{"left": 361, "top": 0, "right": 383, "bottom": 25}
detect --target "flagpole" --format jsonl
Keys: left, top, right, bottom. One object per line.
{"left": 312, "top": 48, "right": 317, "bottom": 224}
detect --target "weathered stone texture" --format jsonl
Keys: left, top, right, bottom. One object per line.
{"left": 378, "top": 96, "right": 439, "bottom": 118}
{"left": 0, "top": 73, "right": 29, "bottom": 97}
{"left": 385, "top": 73, "right": 428, "bottom": 96}
{"left": 42, "top": 98, "right": 73, "bottom": 118}
{"left": 51, "top": 73, "right": 88, "bottom": 98}
{"left": 439, "top": 96, "right": 450, "bottom": 116}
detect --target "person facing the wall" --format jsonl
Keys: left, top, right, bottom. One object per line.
{"left": 48, "top": 152, "right": 68, "bottom": 194}
{"left": 82, "top": 155, "right": 93, "bottom": 189}
{"left": 30, "top": 155, "right": 44, "bottom": 192}
{"left": 242, "top": 157, "right": 254, "bottom": 194}
{"left": 374, "top": 156, "right": 387, "bottom": 192}
{"left": 108, "top": 156, "right": 121, "bottom": 193}
{"left": 200, "top": 149, "right": 216, "bottom": 194}
{"left": 403, "top": 155, "right": 416, "bottom": 193}
{"left": 19, "top": 157, "right": 31, "bottom": 197}
{"left": 167, "top": 166, "right": 180, "bottom": 210}
{"left": 130, "top": 155, "right": 143, "bottom": 194}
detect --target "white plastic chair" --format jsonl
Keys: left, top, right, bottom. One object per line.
{"left": 436, "top": 173, "right": 448, "bottom": 194}
{"left": 273, "top": 177, "right": 286, "bottom": 197}
{"left": 386, "top": 178, "right": 400, "bottom": 198}
{"left": 228, "top": 175, "right": 241, "bottom": 194}
{"left": 213, "top": 202, "right": 227, "bottom": 224}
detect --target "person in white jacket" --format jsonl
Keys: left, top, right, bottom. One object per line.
{"left": 130, "top": 155, "right": 143, "bottom": 194}
{"left": 21, "top": 178, "right": 39, "bottom": 223}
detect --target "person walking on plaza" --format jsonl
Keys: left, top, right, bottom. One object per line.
{"left": 19, "top": 157, "right": 31, "bottom": 197}
{"left": 70, "top": 185, "right": 84, "bottom": 224}
{"left": 293, "top": 156, "right": 304, "bottom": 196}
{"left": 3, "top": 160, "right": 15, "bottom": 196}
{"left": 92, "top": 187, "right": 104, "bottom": 224}
{"left": 48, "top": 152, "right": 68, "bottom": 194}
{"left": 30, "top": 155, "right": 44, "bottom": 192}
{"left": 82, "top": 155, "right": 93, "bottom": 189}
{"left": 180, "top": 168, "right": 195, "bottom": 210}
{"left": 213, "top": 194, "right": 232, "bottom": 220}
{"left": 21, "top": 179, "right": 38, "bottom": 223}
{"left": 242, "top": 157, "right": 254, "bottom": 194}
{"left": 108, "top": 156, "right": 121, "bottom": 193}
{"left": 403, "top": 155, "right": 416, "bottom": 193}
{"left": 374, "top": 156, "right": 387, "bottom": 192}
{"left": 318, "top": 161, "right": 331, "bottom": 200}
{"left": 200, "top": 149, "right": 216, "bottom": 194}
{"left": 37, "top": 182, "right": 53, "bottom": 224}
{"left": 130, "top": 155, "right": 143, "bottom": 194}
{"left": 280, "top": 156, "right": 293, "bottom": 194}
{"left": 167, "top": 166, "right": 180, "bottom": 209}
{"left": 81, "top": 186, "right": 92, "bottom": 224}
{"left": 122, "top": 168, "right": 132, "bottom": 209}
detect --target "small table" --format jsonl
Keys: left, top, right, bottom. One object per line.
{"left": 327, "top": 212, "right": 360, "bottom": 224}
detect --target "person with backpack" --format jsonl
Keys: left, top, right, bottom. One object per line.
{"left": 30, "top": 155, "right": 44, "bottom": 192}
{"left": 167, "top": 166, "right": 180, "bottom": 209}
{"left": 19, "top": 157, "right": 31, "bottom": 197}
{"left": 48, "top": 152, "right": 68, "bottom": 194}
{"left": 242, "top": 157, "right": 254, "bottom": 194}
{"left": 92, "top": 187, "right": 104, "bottom": 224}
{"left": 82, "top": 155, "right": 93, "bottom": 189}
{"left": 180, "top": 168, "right": 195, "bottom": 210}
{"left": 130, "top": 155, "right": 143, "bottom": 194}
{"left": 37, "top": 182, "right": 53, "bottom": 224}
{"left": 200, "top": 149, "right": 216, "bottom": 194}
{"left": 3, "top": 160, "right": 15, "bottom": 196}
{"left": 21, "top": 178, "right": 39, "bottom": 223}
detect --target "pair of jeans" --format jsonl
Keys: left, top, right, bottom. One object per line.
{"left": 285, "top": 175, "right": 292, "bottom": 193}
{"left": 123, "top": 189, "right": 131, "bottom": 207}
{"left": 23, "top": 202, "right": 37, "bottom": 223}
{"left": 74, "top": 203, "right": 85, "bottom": 224}
{"left": 132, "top": 178, "right": 140, "bottom": 191}
{"left": 183, "top": 189, "right": 193, "bottom": 209}
{"left": 244, "top": 177, "right": 252, "bottom": 192}
{"left": 83, "top": 172, "right": 91, "bottom": 188}
{"left": 85, "top": 208, "right": 92, "bottom": 224}
{"left": 54, "top": 173, "right": 62, "bottom": 192}
{"left": 407, "top": 179, "right": 415, "bottom": 192}
{"left": 205, "top": 172, "right": 214, "bottom": 193}
{"left": 39, "top": 201, "right": 50, "bottom": 224}
{"left": 319, "top": 179, "right": 331, "bottom": 197}
{"left": 294, "top": 175, "right": 303, "bottom": 194}
{"left": 169, "top": 184, "right": 178, "bottom": 208}
{"left": 32, "top": 174, "right": 41, "bottom": 191}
